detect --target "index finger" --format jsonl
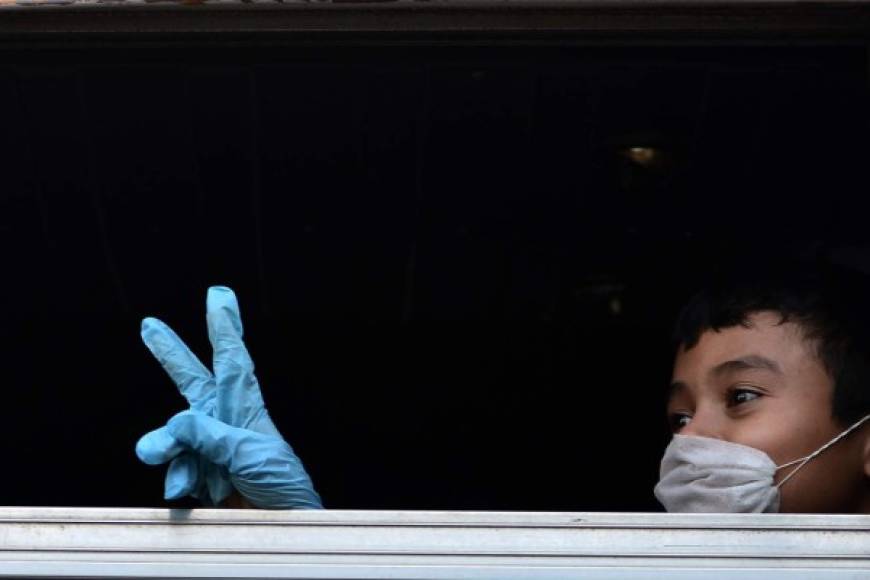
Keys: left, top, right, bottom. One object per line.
{"left": 141, "top": 317, "right": 216, "bottom": 413}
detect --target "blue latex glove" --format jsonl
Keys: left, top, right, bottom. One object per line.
{"left": 135, "top": 286, "right": 323, "bottom": 509}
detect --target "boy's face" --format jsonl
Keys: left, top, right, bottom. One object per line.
{"left": 668, "top": 311, "right": 869, "bottom": 513}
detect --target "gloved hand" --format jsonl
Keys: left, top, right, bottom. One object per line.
{"left": 135, "top": 286, "right": 323, "bottom": 509}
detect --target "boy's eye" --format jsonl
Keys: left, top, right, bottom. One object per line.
{"left": 728, "top": 387, "right": 762, "bottom": 407}
{"left": 669, "top": 413, "right": 692, "bottom": 432}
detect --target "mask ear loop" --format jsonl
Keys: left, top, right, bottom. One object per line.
{"left": 775, "top": 414, "right": 870, "bottom": 489}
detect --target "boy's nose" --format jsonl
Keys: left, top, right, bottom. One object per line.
{"left": 679, "top": 406, "right": 727, "bottom": 439}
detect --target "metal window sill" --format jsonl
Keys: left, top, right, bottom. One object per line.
{"left": 1, "top": 508, "right": 869, "bottom": 579}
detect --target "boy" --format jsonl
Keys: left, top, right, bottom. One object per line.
{"left": 659, "top": 262, "right": 869, "bottom": 513}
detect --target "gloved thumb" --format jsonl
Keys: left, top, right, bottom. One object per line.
{"left": 166, "top": 409, "right": 261, "bottom": 472}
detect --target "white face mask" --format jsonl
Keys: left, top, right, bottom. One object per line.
{"left": 654, "top": 414, "right": 870, "bottom": 513}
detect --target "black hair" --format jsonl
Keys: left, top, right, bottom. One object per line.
{"left": 673, "top": 258, "right": 870, "bottom": 426}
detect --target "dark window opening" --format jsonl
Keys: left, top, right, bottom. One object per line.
{"left": 2, "top": 41, "right": 868, "bottom": 511}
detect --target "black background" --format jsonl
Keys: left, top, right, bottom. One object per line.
{"left": 1, "top": 43, "right": 868, "bottom": 511}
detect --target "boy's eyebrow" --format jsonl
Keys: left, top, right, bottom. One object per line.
{"left": 667, "top": 355, "right": 782, "bottom": 402}
{"left": 710, "top": 354, "right": 783, "bottom": 376}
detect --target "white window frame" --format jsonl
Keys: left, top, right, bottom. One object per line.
{"left": 1, "top": 508, "right": 868, "bottom": 579}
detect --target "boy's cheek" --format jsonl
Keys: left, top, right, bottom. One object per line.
{"left": 723, "top": 410, "right": 857, "bottom": 511}
{"left": 732, "top": 394, "right": 837, "bottom": 466}
{"left": 770, "top": 413, "right": 865, "bottom": 512}
{"left": 722, "top": 414, "right": 802, "bottom": 466}
{"left": 776, "top": 441, "right": 861, "bottom": 513}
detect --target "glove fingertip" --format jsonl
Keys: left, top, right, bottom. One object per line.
{"left": 140, "top": 317, "right": 167, "bottom": 338}
{"left": 164, "top": 455, "right": 197, "bottom": 500}
{"left": 135, "top": 437, "right": 156, "bottom": 465}
{"left": 206, "top": 286, "right": 238, "bottom": 312}
{"left": 206, "top": 464, "right": 234, "bottom": 505}
{"left": 206, "top": 286, "right": 243, "bottom": 336}
{"left": 136, "top": 426, "right": 184, "bottom": 465}
{"left": 164, "top": 483, "right": 187, "bottom": 501}
{"left": 141, "top": 316, "right": 158, "bottom": 329}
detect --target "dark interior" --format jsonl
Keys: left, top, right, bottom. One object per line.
{"left": 2, "top": 39, "right": 869, "bottom": 510}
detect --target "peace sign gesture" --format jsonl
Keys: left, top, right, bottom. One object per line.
{"left": 135, "top": 287, "right": 322, "bottom": 509}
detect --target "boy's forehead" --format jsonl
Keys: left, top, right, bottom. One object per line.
{"left": 673, "top": 311, "right": 818, "bottom": 378}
